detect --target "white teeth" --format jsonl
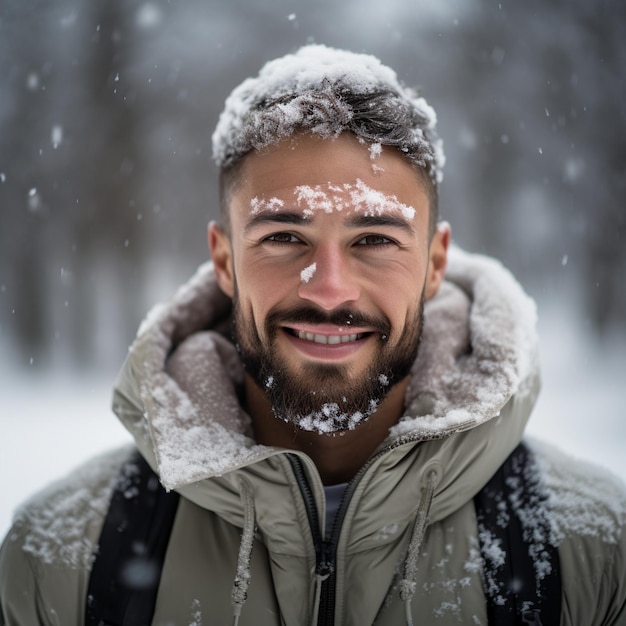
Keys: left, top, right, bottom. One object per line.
{"left": 297, "top": 331, "right": 359, "bottom": 344}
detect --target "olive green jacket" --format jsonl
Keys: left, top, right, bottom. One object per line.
{"left": 2, "top": 248, "right": 625, "bottom": 625}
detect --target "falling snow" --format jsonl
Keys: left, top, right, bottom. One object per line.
{"left": 51, "top": 125, "right": 63, "bottom": 149}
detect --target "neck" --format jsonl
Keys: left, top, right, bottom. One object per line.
{"left": 244, "top": 375, "right": 408, "bottom": 485}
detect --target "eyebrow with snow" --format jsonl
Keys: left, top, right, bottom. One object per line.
{"left": 247, "top": 178, "right": 417, "bottom": 232}
{"left": 294, "top": 179, "right": 417, "bottom": 221}
{"left": 244, "top": 211, "right": 312, "bottom": 233}
{"left": 244, "top": 210, "right": 415, "bottom": 237}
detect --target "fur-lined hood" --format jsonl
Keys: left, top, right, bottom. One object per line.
{"left": 112, "top": 245, "right": 540, "bottom": 500}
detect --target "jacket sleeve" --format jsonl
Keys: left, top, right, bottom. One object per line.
{"left": 0, "top": 452, "right": 130, "bottom": 626}
{"left": 604, "top": 523, "right": 626, "bottom": 626}
{"left": 0, "top": 517, "right": 96, "bottom": 626}
{"left": 0, "top": 526, "right": 48, "bottom": 625}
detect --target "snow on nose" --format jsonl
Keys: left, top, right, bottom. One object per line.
{"left": 300, "top": 263, "right": 317, "bottom": 283}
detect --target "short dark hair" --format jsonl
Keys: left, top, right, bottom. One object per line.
{"left": 213, "top": 46, "right": 443, "bottom": 237}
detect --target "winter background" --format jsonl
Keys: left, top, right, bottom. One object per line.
{"left": 1, "top": 0, "right": 625, "bottom": 538}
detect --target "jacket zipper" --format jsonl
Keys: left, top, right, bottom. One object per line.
{"left": 287, "top": 435, "right": 432, "bottom": 625}
{"left": 288, "top": 455, "right": 337, "bottom": 625}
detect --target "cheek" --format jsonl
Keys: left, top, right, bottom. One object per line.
{"left": 235, "top": 263, "right": 291, "bottom": 330}
{"left": 237, "top": 247, "right": 303, "bottom": 296}
{"left": 369, "top": 258, "right": 426, "bottom": 302}
{"left": 378, "top": 279, "right": 424, "bottom": 335}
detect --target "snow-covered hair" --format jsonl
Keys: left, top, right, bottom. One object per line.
{"left": 212, "top": 45, "right": 445, "bottom": 228}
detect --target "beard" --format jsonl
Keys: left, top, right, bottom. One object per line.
{"left": 232, "top": 293, "right": 425, "bottom": 435}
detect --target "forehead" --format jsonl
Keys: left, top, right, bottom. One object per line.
{"left": 229, "top": 133, "right": 429, "bottom": 225}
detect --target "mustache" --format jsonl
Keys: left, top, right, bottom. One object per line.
{"left": 265, "top": 306, "right": 391, "bottom": 335}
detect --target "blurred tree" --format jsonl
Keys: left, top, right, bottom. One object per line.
{"left": 440, "top": 0, "right": 626, "bottom": 333}
{"left": 65, "top": 0, "right": 147, "bottom": 365}
{"left": 0, "top": 5, "right": 60, "bottom": 367}
{"left": 575, "top": 5, "right": 626, "bottom": 332}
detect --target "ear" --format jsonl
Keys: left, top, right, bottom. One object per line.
{"left": 424, "top": 221, "right": 450, "bottom": 301}
{"left": 208, "top": 221, "right": 235, "bottom": 298}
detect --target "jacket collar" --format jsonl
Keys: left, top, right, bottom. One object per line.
{"left": 112, "top": 246, "right": 540, "bottom": 521}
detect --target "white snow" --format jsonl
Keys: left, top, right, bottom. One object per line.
{"left": 249, "top": 180, "right": 417, "bottom": 221}
{"left": 352, "top": 179, "right": 416, "bottom": 220}
{"left": 26, "top": 73, "right": 39, "bottom": 91}
{"left": 136, "top": 3, "right": 162, "bottom": 29}
{"left": 189, "top": 599, "right": 203, "bottom": 625}
{"left": 295, "top": 179, "right": 416, "bottom": 220}
{"left": 297, "top": 402, "right": 371, "bottom": 434}
{"left": 300, "top": 263, "right": 317, "bottom": 283}
{"left": 295, "top": 185, "right": 337, "bottom": 215}
{"left": 369, "top": 143, "right": 382, "bottom": 159}
{"left": 249, "top": 195, "right": 284, "bottom": 215}
{"left": 529, "top": 437, "right": 626, "bottom": 545}
{"left": 51, "top": 125, "right": 63, "bottom": 149}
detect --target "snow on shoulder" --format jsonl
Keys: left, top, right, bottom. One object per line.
{"left": 9, "top": 446, "right": 135, "bottom": 569}
{"left": 212, "top": 44, "right": 445, "bottom": 185}
{"left": 528, "top": 437, "right": 626, "bottom": 545}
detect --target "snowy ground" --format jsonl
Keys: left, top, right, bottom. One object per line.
{"left": 1, "top": 302, "right": 625, "bottom": 539}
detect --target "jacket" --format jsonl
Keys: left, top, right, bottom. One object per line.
{"left": 1, "top": 247, "right": 625, "bottom": 625}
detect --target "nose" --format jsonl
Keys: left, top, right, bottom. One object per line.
{"left": 297, "top": 245, "right": 360, "bottom": 311}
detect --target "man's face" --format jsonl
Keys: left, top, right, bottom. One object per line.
{"left": 211, "top": 133, "right": 447, "bottom": 434}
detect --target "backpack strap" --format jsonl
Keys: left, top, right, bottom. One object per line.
{"left": 86, "top": 450, "right": 180, "bottom": 626}
{"left": 474, "top": 442, "right": 561, "bottom": 626}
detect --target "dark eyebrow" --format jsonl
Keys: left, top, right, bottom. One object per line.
{"left": 345, "top": 213, "right": 416, "bottom": 236}
{"left": 244, "top": 210, "right": 312, "bottom": 233}
{"left": 243, "top": 210, "right": 416, "bottom": 236}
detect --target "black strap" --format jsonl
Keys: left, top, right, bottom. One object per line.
{"left": 86, "top": 450, "right": 180, "bottom": 626}
{"left": 474, "top": 442, "right": 561, "bottom": 626}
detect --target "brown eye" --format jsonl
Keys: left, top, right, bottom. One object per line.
{"left": 265, "top": 232, "right": 301, "bottom": 244}
{"left": 356, "top": 235, "right": 393, "bottom": 246}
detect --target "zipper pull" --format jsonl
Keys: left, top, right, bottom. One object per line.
{"left": 315, "top": 539, "right": 334, "bottom": 580}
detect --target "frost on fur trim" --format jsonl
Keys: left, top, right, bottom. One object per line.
{"left": 212, "top": 44, "right": 445, "bottom": 185}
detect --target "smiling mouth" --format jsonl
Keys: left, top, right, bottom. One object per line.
{"left": 285, "top": 328, "right": 369, "bottom": 345}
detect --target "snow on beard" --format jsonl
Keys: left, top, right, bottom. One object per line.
{"left": 234, "top": 301, "right": 425, "bottom": 435}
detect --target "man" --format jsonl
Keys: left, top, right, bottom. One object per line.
{"left": 1, "top": 45, "right": 625, "bottom": 625}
